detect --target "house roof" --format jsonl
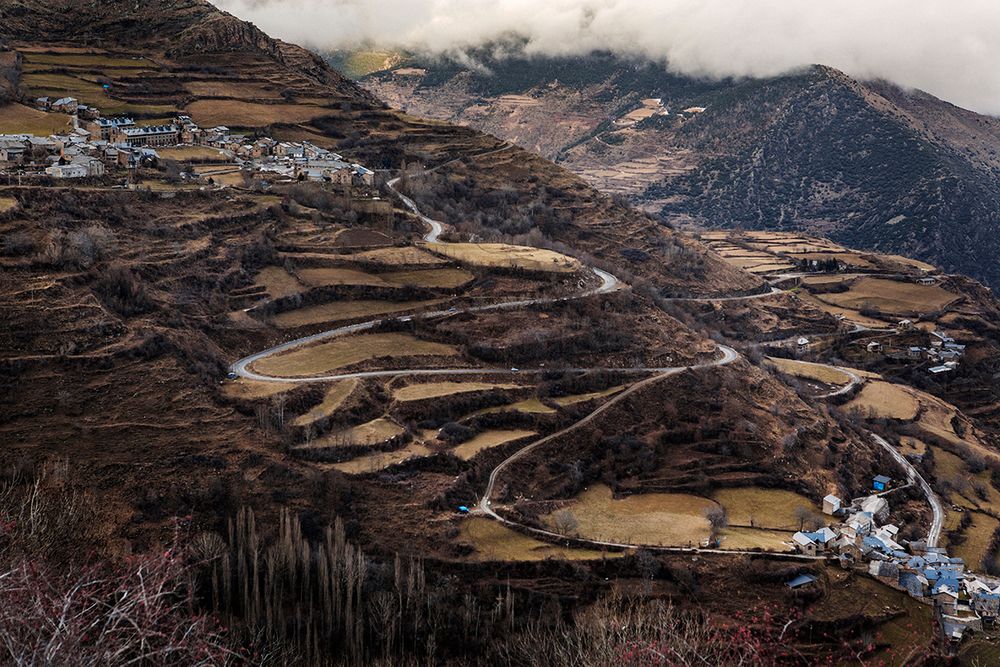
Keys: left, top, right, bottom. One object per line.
{"left": 823, "top": 494, "right": 841, "bottom": 505}
{"left": 874, "top": 475, "right": 891, "bottom": 484}
{"left": 792, "top": 532, "right": 815, "bottom": 546}
{"left": 786, "top": 574, "right": 817, "bottom": 588}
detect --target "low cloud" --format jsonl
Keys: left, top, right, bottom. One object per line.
{"left": 217, "top": 0, "right": 1000, "bottom": 115}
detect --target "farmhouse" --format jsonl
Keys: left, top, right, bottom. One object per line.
{"left": 51, "top": 97, "right": 78, "bottom": 113}
{"left": 872, "top": 475, "right": 891, "bottom": 492}
{"left": 45, "top": 163, "right": 88, "bottom": 178}
{"left": 0, "top": 140, "right": 26, "bottom": 162}
{"left": 120, "top": 125, "right": 179, "bottom": 147}
{"left": 866, "top": 341, "right": 883, "bottom": 354}
{"left": 823, "top": 494, "right": 842, "bottom": 515}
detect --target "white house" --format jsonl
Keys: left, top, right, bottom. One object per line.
{"left": 46, "top": 163, "right": 89, "bottom": 178}
{"left": 823, "top": 494, "right": 842, "bottom": 516}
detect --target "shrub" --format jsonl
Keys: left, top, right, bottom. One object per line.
{"left": 93, "top": 264, "right": 154, "bottom": 316}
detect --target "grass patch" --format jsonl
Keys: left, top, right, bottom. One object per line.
{"left": 184, "top": 80, "right": 284, "bottom": 99}
{"left": 430, "top": 242, "right": 580, "bottom": 273}
{"left": 381, "top": 267, "right": 475, "bottom": 288}
{"left": 475, "top": 398, "right": 556, "bottom": 416}
{"left": 459, "top": 517, "right": 615, "bottom": 561}
{"left": 304, "top": 417, "right": 403, "bottom": 449}
{"left": 271, "top": 299, "right": 444, "bottom": 328}
{"left": 766, "top": 357, "right": 851, "bottom": 385}
{"left": 297, "top": 267, "right": 389, "bottom": 288}
{"left": 253, "top": 266, "right": 303, "bottom": 299}
{"left": 221, "top": 379, "right": 296, "bottom": 399}
{"left": 393, "top": 381, "right": 522, "bottom": 401}
{"left": 347, "top": 246, "right": 447, "bottom": 266}
{"left": 331, "top": 442, "right": 432, "bottom": 474}
{"left": 23, "top": 52, "right": 155, "bottom": 69}
{"left": 845, "top": 381, "right": 920, "bottom": 420}
{"left": 0, "top": 197, "right": 18, "bottom": 213}
{"left": 544, "top": 484, "right": 716, "bottom": 546}
{"left": 22, "top": 73, "right": 175, "bottom": 115}
{"left": 951, "top": 511, "right": 999, "bottom": 569}
{"left": 292, "top": 380, "right": 357, "bottom": 427}
{"left": 717, "top": 526, "right": 794, "bottom": 551}
{"left": 185, "top": 100, "right": 332, "bottom": 128}
{"left": 156, "top": 145, "right": 231, "bottom": 161}
{"left": 249, "top": 333, "right": 457, "bottom": 378}
{"left": 551, "top": 385, "right": 625, "bottom": 406}
{"left": 0, "top": 103, "right": 72, "bottom": 135}
{"left": 713, "top": 488, "right": 821, "bottom": 531}
{"left": 451, "top": 430, "right": 537, "bottom": 460}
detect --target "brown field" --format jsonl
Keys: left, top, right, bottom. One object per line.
{"left": 249, "top": 333, "right": 457, "bottom": 377}
{"left": 475, "top": 398, "right": 556, "bottom": 416}
{"left": 552, "top": 385, "right": 625, "bottom": 406}
{"left": 186, "top": 100, "right": 332, "bottom": 127}
{"left": 393, "top": 381, "right": 522, "bottom": 402}
{"left": 292, "top": 380, "right": 357, "bottom": 427}
{"left": 0, "top": 197, "right": 18, "bottom": 213}
{"left": 952, "top": 512, "right": 999, "bottom": 569}
{"left": 795, "top": 252, "right": 876, "bottom": 268}
{"left": 307, "top": 417, "right": 403, "bottom": 449}
{"left": 798, "top": 292, "right": 890, "bottom": 328}
{"left": 545, "top": 484, "right": 716, "bottom": 546}
{"left": 221, "top": 378, "right": 296, "bottom": 399}
{"left": 184, "top": 80, "right": 284, "bottom": 99}
{"left": 253, "top": 266, "right": 303, "bottom": 299}
{"left": 297, "top": 267, "right": 387, "bottom": 288}
{"left": 0, "top": 103, "right": 72, "bottom": 135}
{"left": 331, "top": 442, "right": 433, "bottom": 474}
{"left": 899, "top": 436, "right": 927, "bottom": 457}
{"left": 744, "top": 262, "right": 797, "bottom": 274}
{"left": 381, "top": 268, "right": 475, "bottom": 288}
{"left": 192, "top": 165, "right": 245, "bottom": 186}
{"left": 800, "top": 274, "right": 863, "bottom": 287}
{"left": 459, "top": 518, "right": 615, "bottom": 561}
{"left": 270, "top": 298, "right": 443, "bottom": 328}
{"left": 713, "top": 488, "right": 820, "bottom": 531}
{"left": 451, "top": 430, "right": 537, "bottom": 460}
{"left": 766, "top": 357, "right": 851, "bottom": 386}
{"left": 430, "top": 242, "right": 580, "bottom": 273}
{"left": 816, "top": 277, "right": 959, "bottom": 315}
{"left": 845, "top": 381, "right": 920, "bottom": 420}
{"left": 717, "top": 526, "right": 794, "bottom": 551}
{"left": 883, "top": 254, "right": 937, "bottom": 272}
{"left": 156, "top": 145, "right": 231, "bottom": 161}
{"left": 23, "top": 52, "right": 155, "bottom": 69}
{"left": 347, "top": 246, "right": 446, "bottom": 266}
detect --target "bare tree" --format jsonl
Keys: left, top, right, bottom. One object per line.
{"left": 705, "top": 506, "right": 728, "bottom": 544}
{"left": 551, "top": 509, "right": 579, "bottom": 537}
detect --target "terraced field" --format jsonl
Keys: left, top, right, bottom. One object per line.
{"left": 431, "top": 242, "right": 580, "bottom": 273}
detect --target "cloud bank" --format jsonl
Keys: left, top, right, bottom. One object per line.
{"left": 217, "top": 0, "right": 1000, "bottom": 115}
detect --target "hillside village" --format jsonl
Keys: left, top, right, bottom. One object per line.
{"left": 0, "top": 96, "right": 377, "bottom": 187}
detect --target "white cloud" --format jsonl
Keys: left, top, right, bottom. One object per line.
{"left": 217, "top": 0, "right": 1000, "bottom": 115}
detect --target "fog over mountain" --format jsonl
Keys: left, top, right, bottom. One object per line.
{"left": 217, "top": 0, "right": 1000, "bottom": 115}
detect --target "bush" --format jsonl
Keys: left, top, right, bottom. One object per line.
{"left": 93, "top": 265, "right": 154, "bottom": 316}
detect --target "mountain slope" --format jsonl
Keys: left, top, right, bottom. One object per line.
{"left": 364, "top": 54, "right": 1000, "bottom": 289}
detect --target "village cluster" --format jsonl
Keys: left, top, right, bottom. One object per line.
{"left": 0, "top": 96, "right": 376, "bottom": 187}
{"left": 790, "top": 477, "right": 1000, "bottom": 642}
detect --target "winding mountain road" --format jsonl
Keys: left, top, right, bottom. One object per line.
{"left": 229, "top": 149, "right": 941, "bottom": 556}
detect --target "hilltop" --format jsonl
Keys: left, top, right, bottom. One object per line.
{"left": 363, "top": 52, "right": 1000, "bottom": 290}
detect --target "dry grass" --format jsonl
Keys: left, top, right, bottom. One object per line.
{"left": 23, "top": 52, "right": 155, "bottom": 68}
{"left": 817, "top": 277, "right": 958, "bottom": 315}
{"left": 952, "top": 512, "right": 999, "bottom": 569}
{"left": 430, "top": 242, "right": 580, "bottom": 273}
{"left": 347, "top": 246, "right": 446, "bottom": 266}
{"left": 845, "top": 381, "right": 920, "bottom": 420}
{"left": 766, "top": 357, "right": 851, "bottom": 385}
{"left": 184, "top": 80, "right": 283, "bottom": 99}
{"left": 331, "top": 442, "right": 432, "bottom": 474}
{"left": 795, "top": 252, "right": 875, "bottom": 268}
{"left": 292, "top": 380, "right": 357, "bottom": 427}
{"left": 21, "top": 73, "right": 175, "bottom": 115}
{"left": 271, "top": 299, "right": 443, "bottom": 328}
{"left": 156, "top": 146, "right": 230, "bottom": 161}
{"left": 798, "top": 292, "right": 890, "bottom": 328}
{"left": 393, "top": 381, "right": 522, "bottom": 401}
{"left": 185, "top": 100, "right": 332, "bottom": 127}
{"left": 253, "top": 266, "right": 303, "bottom": 299}
{"left": 297, "top": 267, "right": 388, "bottom": 288}
{"left": 717, "top": 526, "right": 794, "bottom": 551}
{"left": 476, "top": 398, "right": 557, "bottom": 416}
{"left": 0, "top": 103, "right": 72, "bottom": 135}
{"left": 221, "top": 378, "right": 296, "bottom": 399}
{"left": 0, "top": 197, "right": 18, "bottom": 213}
{"left": 307, "top": 417, "right": 403, "bottom": 448}
{"left": 713, "top": 488, "right": 820, "bottom": 531}
{"left": 249, "top": 333, "right": 457, "bottom": 378}
{"left": 459, "top": 518, "right": 615, "bottom": 561}
{"left": 800, "top": 274, "right": 863, "bottom": 287}
{"left": 381, "top": 267, "right": 475, "bottom": 288}
{"left": 451, "top": 430, "right": 537, "bottom": 460}
{"left": 899, "top": 436, "right": 927, "bottom": 457}
{"left": 744, "top": 262, "right": 797, "bottom": 274}
{"left": 545, "top": 484, "right": 716, "bottom": 546}
{"left": 552, "top": 385, "right": 625, "bottom": 406}
{"left": 883, "top": 254, "right": 937, "bottom": 272}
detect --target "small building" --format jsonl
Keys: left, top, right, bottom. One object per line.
{"left": 866, "top": 341, "right": 883, "bottom": 354}
{"left": 897, "top": 319, "right": 914, "bottom": 331}
{"left": 796, "top": 336, "right": 810, "bottom": 350}
{"left": 916, "top": 277, "right": 937, "bottom": 285}
{"left": 0, "top": 140, "right": 26, "bottom": 162}
{"left": 907, "top": 346, "right": 923, "bottom": 359}
{"left": 873, "top": 475, "right": 891, "bottom": 492}
{"left": 929, "top": 365, "right": 954, "bottom": 375}
{"left": 823, "top": 494, "right": 842, "bottom": 516}
{"left": 51, "top": 97, "right": 78, "bottom": 113}
{"left": 45, "top": 163, "right": 89, "bottom": 178}
{"left": 786, "top": 573, "right": 817, "bottom": 589}
{"left": 792, "top": 532, "right": 818, "bottom": 556}
{"left": 35, "top": 96, "right": 51, "bottom": 110}
{"left": 70, "top": 155, "right": 105, "bottom": 177}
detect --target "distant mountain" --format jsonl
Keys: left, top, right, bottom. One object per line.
{"left": 361, "top": 52, "right": 1000, "bottom": 289}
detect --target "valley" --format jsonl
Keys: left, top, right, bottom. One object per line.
{"left": 4, "top": 2, "right": 1000, "bottom": 664}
